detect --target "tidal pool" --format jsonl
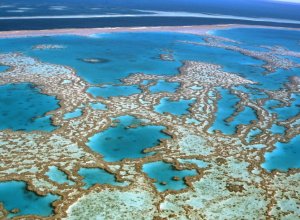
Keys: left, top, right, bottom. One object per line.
{"left": 63, "top": 108, "right": 83, "bottom": 120}
{"left": 0, "top": 181, "right": 59, "bottom": 218}
{"left": 154, "top": 97, "right": 195, "bottom": 116}
{"left": 262, "top": 135, "right": 300, "bottom": 172}
{"left": 269, "top": 124, "right": 286, "bottom": 135}
{"left": 142, "top": 161, "right": 197, "bottom": 192}
{"left": 78, "top": 168, "right": 125, "bottom": 189}
{"left": 46, "top": 166, "right": 74, "bottom": 185}
{"left": 0, "top": 83, "right": 59, "bottom": 131}
{"left": 86, "top": 115, "right": 170, "bottom": 162}
{"left": 87, "top": 85, "right": 141, "bottom": 98}
{"left": 149, "top": 80, "right": 180, "bottom": 93}
{"left": 90, "top": 102, "right": 107, "bottom": 110}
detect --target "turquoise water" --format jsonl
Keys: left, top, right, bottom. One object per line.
{"left": 0, "top": 83, "right": 59, "bottom": 132}
{"left": 149, "top": 80, "right": 180, "bottom": 93}
{"left": 63, "top": 108, "right": 82, "bottom": 120}
{"left": 246, "top": 128, "right": 262, "bottom": 143}
{"left": 262, "top": 135, "right": 300, "bottom": 172}
{"left": 87, "top": 85, "right": 141, "bottom": 98}
{"left": 90, "top": 102, "right": 107, "bottom": 110}
{"left": 0, "top": 32, "right": 265, "bottom": 86}
{"left": 0, "top": 65, "right": 9, "bottom": 72}
{"left": 233, "top": 85, "right": 268, "bottom": 100}
{"left": 154, "top": 97, "right": 195, "bottom": 116}
{"left": 0, "top": 30, "right": 298, "bottom": 91}
{"left": 269, "top": 124, "right": 286, "bottom": 135}
{"left": 141, "top": 79, "right": 153, "bottom": 85}
{"left": 265, "top": 94, "right": 300, "bottom": 121}
{"left": 0, "top": 181, "right": 59, "bottom": 218}
{"left": 46, "top": 166, "right": 74, "bottom": 185}
{"left": 186, "top": 118, "right": 200, "bottom": 125}
{"left": 142, "top": 161, "right": 197, "bottom": 192}
{"left": 251, "top": 68, "right": 300, "bottom": 91}
{"left": 87, "top": 115, "right": 170, "bottom": 162}
{"left": 190, "top": 85, "right": 203, "bottom": 90}
{"left": 214, "top": 28, "right": 300, "bottom": 52}
{"left": 209, "top": 88, "right": 257, "bottom": 135}
{"left": 213, "top": 28, "right": 300, "bottom": 90}
{"left": 78, "top": 168, "right": 125, "bottom": 189}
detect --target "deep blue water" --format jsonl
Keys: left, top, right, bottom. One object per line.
{"left": 0, "top": 181, "right": 59, "bottom": 218}
{"left": 142, "top": 161, "right": 197, "bottom": 192}
{"left": 0, "top": 83, "right": 59, "bottom": 131}
{"left": 1, "top": 0, "right": 300, "bottom": 31}
{"left": 86, "top": 115, "right": 170, "bottom": 162}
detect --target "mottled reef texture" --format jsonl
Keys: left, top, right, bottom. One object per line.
{"left": 0, "top": 27, "right": 300, "bottom": 220}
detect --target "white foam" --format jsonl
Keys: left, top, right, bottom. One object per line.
{"left": 0, "top": 10, "right": 299, "bottom": 25}
{"left": 267, "top": 0, "right": 300, "bottom": 3}
{"left": 6, "top": 10, "right": 25, "bottom": 13}
{"left": 49, "top": 6, "right": 68, "bottom": 11}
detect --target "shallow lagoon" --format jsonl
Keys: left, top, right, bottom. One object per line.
{"left": 214, "top": 28, "right": 300, "bottom": 52}
{"left": 46, "top": 166, "right": 74, "bottom": 185}
{"left": 149, "top": 80, "right": 180, "bottom": 93}
{"left": 154, "top": 97, "right": 195, "bottom": 116}
{"left": 87, "top": 115, "right": 170, "bottom": 162}
{"left": 209, "top": 88, "right": 257, "bottom": 135}
{"left": 0, "top": 32, "right": 265, "bottom": 85}
{"left": 262, "top": 135, "right": 300, "bottom": 172}
{"left": 90, "top": 102, "right": 107, "bottom": 110}
{"left": 63, "top": 108, "right": 83, "bottom": 120}
{"left": 264, "top": 94, "right": 300, "bottom": 121}
{"left": 87, "top": 85, "right": 141, "bottom": 98}
{"left": 78, "top": 168, "right": 125, "bottom": 189}
{"left": 0, "top": 30, "right": 299, "bottom": 92}
{"left": 143, "top": 161, "right": 197, "bottom": 192}
{"left": 0, "top": 181, "right": 59, "bottom": 218}
{"left": 0, "top": 83, "right": 59, "bottom": 131}
{"left": 0, "top": 65, "right": 9, "bottom": 72}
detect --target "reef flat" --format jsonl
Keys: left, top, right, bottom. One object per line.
{"left": 0, "top": 25, "right": 299, "bottom": 219}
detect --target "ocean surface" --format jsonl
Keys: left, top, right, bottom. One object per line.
{"left": 1, "top": 0, "right": 300, "bottom": 31}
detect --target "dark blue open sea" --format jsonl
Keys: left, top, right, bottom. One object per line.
{"left": 1, "top": 0, "right": 300, "bottom": 30}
